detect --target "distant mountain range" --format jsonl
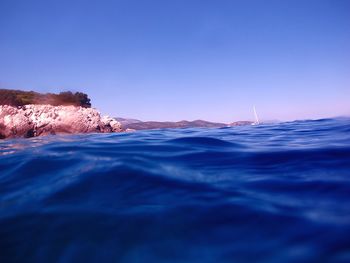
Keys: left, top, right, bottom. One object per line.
{"left": 115, "top": 117, "right": 254, "bottom": 131}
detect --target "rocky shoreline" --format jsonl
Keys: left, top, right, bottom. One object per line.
{"left": 0, "top": 104, "right": 122, "bottom": 139}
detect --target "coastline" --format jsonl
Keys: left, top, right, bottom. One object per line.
{"left": 0, "top": 104, "right": 122, "bottom": 139}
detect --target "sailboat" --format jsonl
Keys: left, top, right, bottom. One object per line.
{"left": 252, "top": 106, "right": 260, "bottom": 125}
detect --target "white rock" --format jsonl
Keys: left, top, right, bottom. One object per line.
{"left": 0, "top": 105, "right": 122, "bottom": 138}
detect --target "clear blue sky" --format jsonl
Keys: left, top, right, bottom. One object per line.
{"left": 0, "top": 0, "right": 349, "bottom": 122}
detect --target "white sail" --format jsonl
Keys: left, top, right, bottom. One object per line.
{"left": 253, "top": 106, "right": 259, "bottom": 125}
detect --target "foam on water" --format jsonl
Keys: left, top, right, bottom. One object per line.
{"left": 0, "top": 118, "right": 350, "bottom": 262}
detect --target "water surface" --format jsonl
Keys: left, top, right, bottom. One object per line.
{"left": 1, "top": 118, "right": 350, "bottom": 262}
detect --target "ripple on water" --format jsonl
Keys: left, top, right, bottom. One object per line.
{"left": 0, "top": 118, "right": 350, "bottom": 262}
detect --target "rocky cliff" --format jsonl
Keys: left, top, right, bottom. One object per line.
{"left": 0, "top": 105, "right": 122, "bottom": 139}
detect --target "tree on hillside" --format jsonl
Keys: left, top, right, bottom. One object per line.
{"left": 0, "top": 89, "right": 92, "bottom": 107}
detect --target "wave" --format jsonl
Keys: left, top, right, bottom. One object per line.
{"left": 0, "top": 118, "right": 350, "bottom": 262}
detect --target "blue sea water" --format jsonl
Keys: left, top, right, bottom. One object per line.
{"left": 0, "top": 118, "right": 350, "bottom": 263}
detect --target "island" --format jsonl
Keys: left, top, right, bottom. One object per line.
{"left": 116, "top": 118, "right": 253, "bottom": 131}
{"left": 0, "top": 89, "right": 122, "bottom": 139}
{"left": 0, "top": 89, "right": 254, "bottom": 139}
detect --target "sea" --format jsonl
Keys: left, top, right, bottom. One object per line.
{"left": 0, "top": 118, "right": 349, "bottom": 263}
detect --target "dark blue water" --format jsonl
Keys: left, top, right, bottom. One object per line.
{"left": 0, "top": 118, "right": 350, "bottom": 263}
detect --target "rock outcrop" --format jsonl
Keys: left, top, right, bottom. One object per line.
{"left": 0, "top": 105, "right": 122, "bottom": 139}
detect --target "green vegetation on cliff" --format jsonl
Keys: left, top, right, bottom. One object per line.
{"left": 0, "top": 89, "right": 91, "bottom": 108}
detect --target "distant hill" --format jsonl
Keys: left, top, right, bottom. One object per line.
{"left": 229, "top": 121, "right": 254, "bottom": 126}
{"left": 118, "top": 118, "right": 253, "bottom": 130}
{"left": 0, "top": 89, "right": 91, "bottom": 108}
{"left": 121, "top": 119, "right": 225, "bottom": 130}
{"left": 114, "top": 117, "right": 143, "bottom": 126}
